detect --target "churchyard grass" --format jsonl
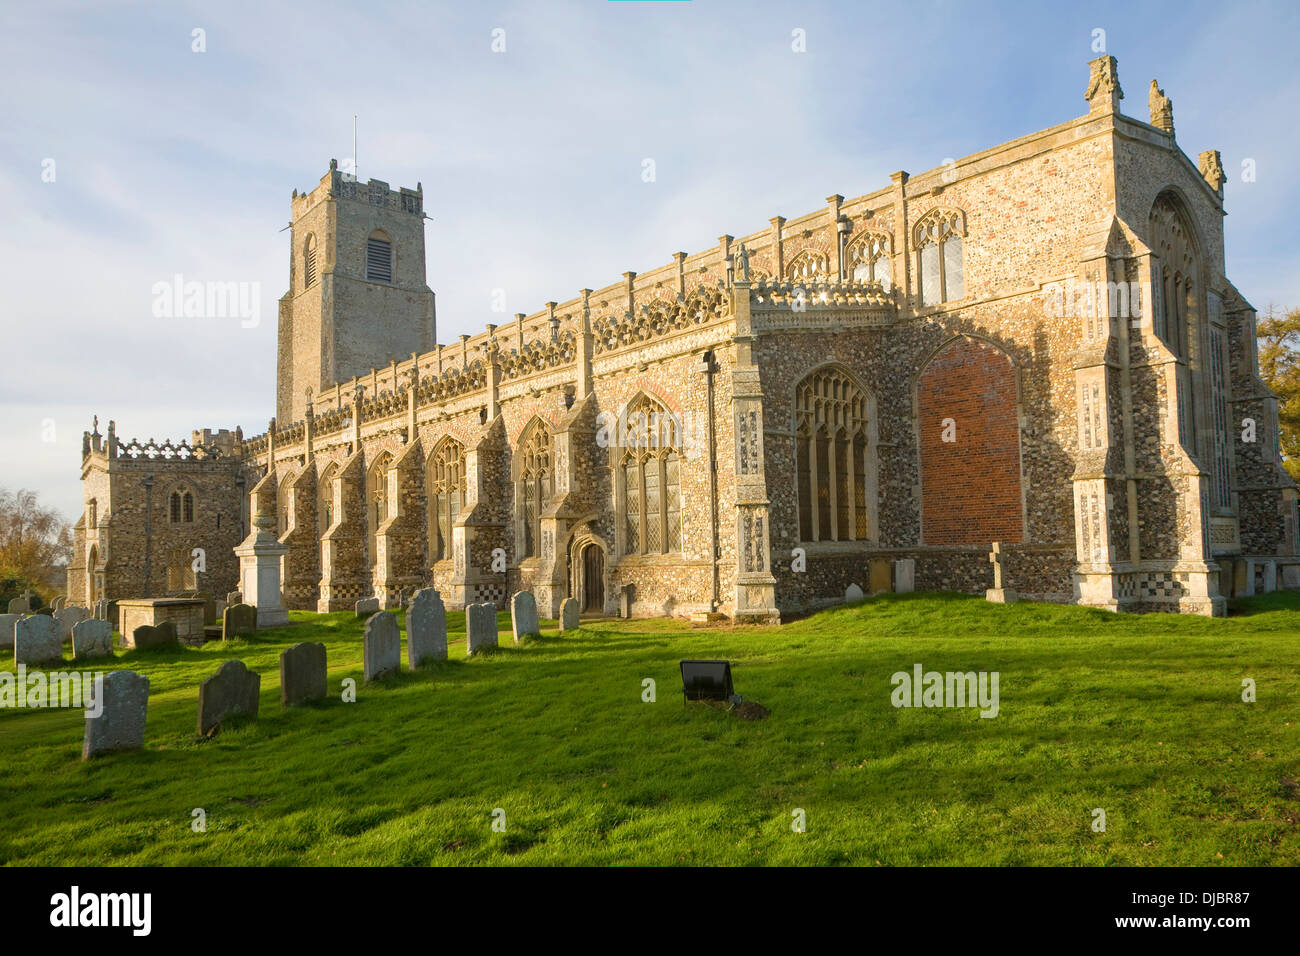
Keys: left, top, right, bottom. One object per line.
{"left": 1, "top": 592, "right": 1298, "bottom": 866}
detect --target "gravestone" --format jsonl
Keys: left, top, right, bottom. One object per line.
{"left": 620, "top": 585, "right": 635, "bottom": 619}
{"left": 132, "top": 620, "right": 179, "bottom": 651}
{"left": 894, "top": 558, "right": 916, "bottom": 594}
{"left": 93, "top": 599, "right": 109, "bottom": 621}
{"left": 7, "top": 591, "right": 35, "bottom": 614}
{"left": 82, "top": 670, "right": 149, "bottom": 759}
{"left": 51, "top": 596, "right": 66, "bottom": 612}
{"left": 986, "top": 541, "right": 1018, "bottom": 604}
{"left": 222, "top": 603, "right": 257, "bottom": 641}
{"left": 226, "top": 591, "right": 243, "bottom": 605}
{"left": 14, "top": 615, "right": 62, "bottom": 665}
{"left": 560, "top": 598, "right": 580, "bottom": 632}
{"left": 1261, "top": 561, "right": 1278, "bottom": 594}
{"left": 510, "top": 591, "right": 539, "bottom": 643}
{"left": 868, "top": 559, "right": 892, "bottom": 594}
{"left": 355, "top": 597, "right": 380, "bottom": 619}
{"left": 53, "top": 605, "right": 91, "bottom": 644}
{"left": 844, "top": 583, "right": 865, "bottom": 603}
{"left": 407, "top": 588, "right": 446, "bottom": 668}
{"left": 197, "top": 660, "right": 261, "bottom": 735}
{"left": 280, "top": 642, "right": 327, "bottom": 707}
{"left": 72, "top": 619, "right": 113, "bottom": 659}
{"left": 363, "top": 611, "right": 401, "bottom": 681}
{"left": 0, "top": 612, "right": 19, "bottom": 650}
{"left": 466, "top": 603, "right": 498, "bottom": 655}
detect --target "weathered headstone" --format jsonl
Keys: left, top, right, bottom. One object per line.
{"left": 132, "top": 620, "right": 179, "bottom": 651}
{"left": 560, "top": 597, "right": 580, "bottom": 632}
{"left": 280, "top": 642, "right": 327, "bottom": 707}
{"left": 7, "top": 591, "right": 35, "bottom": 614}
{"left": 72, "top": 619, "right": 113, "bottom": 659}
{"left": 93, "top": 598, "right": 109, "bottom": 621}
{"left": 82, "top": 670, "right": 149, "bottom": 759}
{"left": 34, "top": 607, "right": 53, "bottom": 617}
{"left": 844, "top": 583, "right": 865, "bottom": 603}
{"left": 355, "top": 596, "right": 380, "bottom": 619}
{"left": 1261, "top": 560, "right": 1278, "bottom": 594}
{"left": 407, "top": 588, "right": 447, "bottom": 668}
{"left": 986, "top": 541, "right": 1018, "bottom": 604}
{"left": 868, "top": 559, "right": 892, "bottom": 594}
{"left": 14, "top": 614, "right": 61, "bottom": 665}
{"left": 363, "top": 611, "right": 401, "bottom": 681}
{"left": 222, "top": 602, "right": 257, "bottom": 641}
{"left": 53, "top": 605, "right": 91, "bottom": 644}
{"left": 197, "top": 660, "right": 261, "bottom": 735}
{"left": 620, "top": 585, "right": 634, "bottom": 619}
{"left": 510, "top": 590, "right": 539, "bottom": 643}
{"left": 51, "top": 596, "right": 66, "bottom": 612}
{"left": 0, "top": 612, "right": 19, "bottom": 650}
{"left": 466, "top": 602, "right": 498, "bottom": 655}
{"left": 894, "top": 558, "right": 916, "bottom": 594}
{"left": 195, "top": 593, "right": 217, "bottom": 625}
{"left": 226, "top": 590, "right": 243, "bottom": 605}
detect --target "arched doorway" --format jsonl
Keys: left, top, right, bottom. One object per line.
{"left": 581, "top": 543, "right": 604, "bottom": 613}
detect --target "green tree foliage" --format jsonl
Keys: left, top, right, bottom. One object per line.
{"left": 0, "top": 488, "right": 71, "bottom": 605}
{"left": 1257, "top": 305, "right": 1300, "bottom": 482}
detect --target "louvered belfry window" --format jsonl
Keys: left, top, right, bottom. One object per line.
{"left": 366, "top": 237, "right": 392, "bottom": 283}
{"left": 304, "top": 235, "right": 318, "bottom": 287}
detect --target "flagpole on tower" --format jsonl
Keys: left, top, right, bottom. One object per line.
{"left": 353, "top": 115, "right": 358, "bottom": 181}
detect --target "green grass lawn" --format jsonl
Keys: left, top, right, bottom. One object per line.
{"left": 2, "top": 591, "right": 1298, "bottom": 866}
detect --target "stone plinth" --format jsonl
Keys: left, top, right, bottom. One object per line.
{"left": 118, "top": 599, "right": 206, "bottom": 647}
{"left": 234, "top": 511, "right": 291, "bottom": 628}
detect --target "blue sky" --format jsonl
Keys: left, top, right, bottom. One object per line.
{"left": 2, "top": 0, "right": 1299, "bottom": 521}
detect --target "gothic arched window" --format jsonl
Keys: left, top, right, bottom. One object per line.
{"left": 304, "top": 234, "right": 318, "bottom": 288}
{"left": 428, "top": 439, "right": 466, "bottom": 563}
{"left": 1149, "top": 194, "right": 1198, "bottom": 362}
{"left": 795, "top": 369, "right": 874, "bottom": 542}
{"left": 317, "top": 464, "right": 338, "bottom": 536}
{"left": 517, "top": 422, "right": 553, "bottom": 559}
{"left": 366, "top": 453, "right": 392, "bottom": 566}
{"left": 619, "top": 396, "right": 683, "bottom": 555}
{"left": 169, "top": 488, "right": 195, "bottom": 524}
{"left": 846, "top": 232, "right": 892, "bottom": 291}
{"left": 914, "top": 208, "right": 965, "bottom": 307}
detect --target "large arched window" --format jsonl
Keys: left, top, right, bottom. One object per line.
{"left": 619, "top": 395, "right": 683, "bottom": 555}
{"left": 914, "top": 208, "right": 965, "bottom": 307}
{"left": 795, "top": 369, "right": 873, "bottom": 542}
{"left": 517, "top": 422, "right": 553, "bottom": 559}
{"left": 303, "top": 234, "right": 318, "bottom": 288}
{"left": 366, "top": 229, "right": 393, "bottom": 283}
{"left": 846, "top": 232, "right": 892, "bottom": 291}
{"left": 1149, "top": 194, "right": 1197, "bottom": 361}
{"left": 169, "top": 487, "right": 195, "bottom": 524}
{"left": 428, "top": 438, "right": 466, "bottom": 563}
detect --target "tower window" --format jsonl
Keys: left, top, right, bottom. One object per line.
{"left": 304, "top": 235, "right": 318, "bottom": 288}
{"left": 366, "top": 236, "right": 392, "bottom": 283}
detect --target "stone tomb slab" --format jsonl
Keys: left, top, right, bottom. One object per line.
{"left": 118, "top": 598, "right": 204, "bottom": 646}
{"left": 510, "top": 590, "right": 539, "bottom": 643}
{"left": 83, "top": 670, "right": 149, "bottom": 759}
{"left": 197, "top": 660, "right": 261, "bottom": 735}
{"left": 406, "top": 589, "right": 447, "bottom": 668}
{"left": 280, "top": 642, "right": 327, "bottom": 707}
{"left": 14, "top": 615, "right": 62, "bottom": 665}
{"left": 363, "top": 612, "right": 401, "bottom": 681}
{"left": 560, "top": 598, "right": 580, "bottom": 632}
{"left": 466, "top": 603, "right": 498, "bottom": 655}
{"left": 72, "top": 619, "right": 114, "bottom": 659}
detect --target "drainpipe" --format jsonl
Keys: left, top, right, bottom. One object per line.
{"left": 141, "top": 475, "right": 154, "bottom": 597}
{"left": 699, "top": 350, "right": 720, "bottom": 611}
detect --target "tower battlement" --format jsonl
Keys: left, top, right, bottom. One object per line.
{"left": 291, "top": 158, "right": 423, "bottom": 219}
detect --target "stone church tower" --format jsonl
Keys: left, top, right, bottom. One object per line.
{"left": 276, "top": 159, "right": 436, "bottom": 425}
